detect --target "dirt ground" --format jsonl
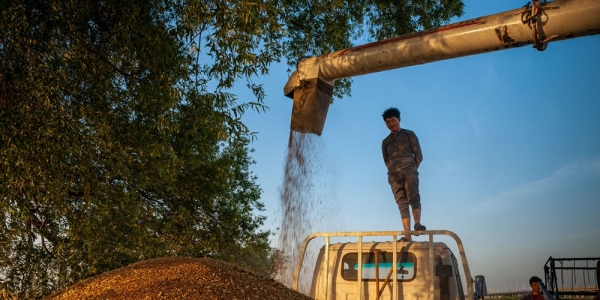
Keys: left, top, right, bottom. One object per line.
{"left": 44, "top": 257, "right": 313, "bottom": 300}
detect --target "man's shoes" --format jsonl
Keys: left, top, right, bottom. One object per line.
{"left": 398, "top": 237, "right": 411, "bottom": 242}
{"left": 414, "top": 223, "right": 426, "bottom": 231}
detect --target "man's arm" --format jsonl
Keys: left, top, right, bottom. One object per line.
{"left": 410, "top": 131, "right": 423, "bottom": 169}
{"left": 382, "top": 139, "right": 388, "bottom": 166}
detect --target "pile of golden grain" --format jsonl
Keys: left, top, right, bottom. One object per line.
{"left": 45, "top": 257, "right": 313, "bottom": 300}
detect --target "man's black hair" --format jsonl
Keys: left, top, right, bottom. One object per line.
{"left": 529, "top": 276, "right": 542, "bottom": 286}
{"left": 382, "top": 107, "right": 400, "bottom": 120}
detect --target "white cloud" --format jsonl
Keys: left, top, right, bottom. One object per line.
{"left": 468, "top": 113, "right": 483, "bottom": 137}
{"left": 463, "top": 157, "right": 600, "bottom": 215}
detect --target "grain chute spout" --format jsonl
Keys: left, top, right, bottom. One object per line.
{"left": 284, "top": 57, "right": 334, "bottom": 136}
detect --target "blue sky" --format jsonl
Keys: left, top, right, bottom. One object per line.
{"left": 240, "top": 0, "right": 600, "bottom": 292}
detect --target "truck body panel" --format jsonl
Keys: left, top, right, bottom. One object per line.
{"left": 311, "top": 241, "right": 464, "bottom": 300}
{"left": 294, "top": 230, "right": 474, "bottom": 300}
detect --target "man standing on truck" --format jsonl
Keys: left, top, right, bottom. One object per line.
{"left": 381, "top": 107, "right": 425, "bottom": 242}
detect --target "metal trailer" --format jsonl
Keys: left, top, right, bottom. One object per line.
{"left": 544, "top": 257, "right": 600, "bottom": 298}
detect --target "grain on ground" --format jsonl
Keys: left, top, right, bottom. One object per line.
{"left": 44, "top": 257, "right": 313, "bottom": 300}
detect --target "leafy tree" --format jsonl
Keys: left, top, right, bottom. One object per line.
{"left": 0, "top": 0, "right": 462, "bottom": 298}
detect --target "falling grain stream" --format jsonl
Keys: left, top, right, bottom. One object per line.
{"left": 277, "top": 131, "right": 324, "bottom": 291}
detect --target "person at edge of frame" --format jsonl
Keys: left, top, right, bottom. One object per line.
{"left": 519, "top": 276, "right": 544, "bottom": 300}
